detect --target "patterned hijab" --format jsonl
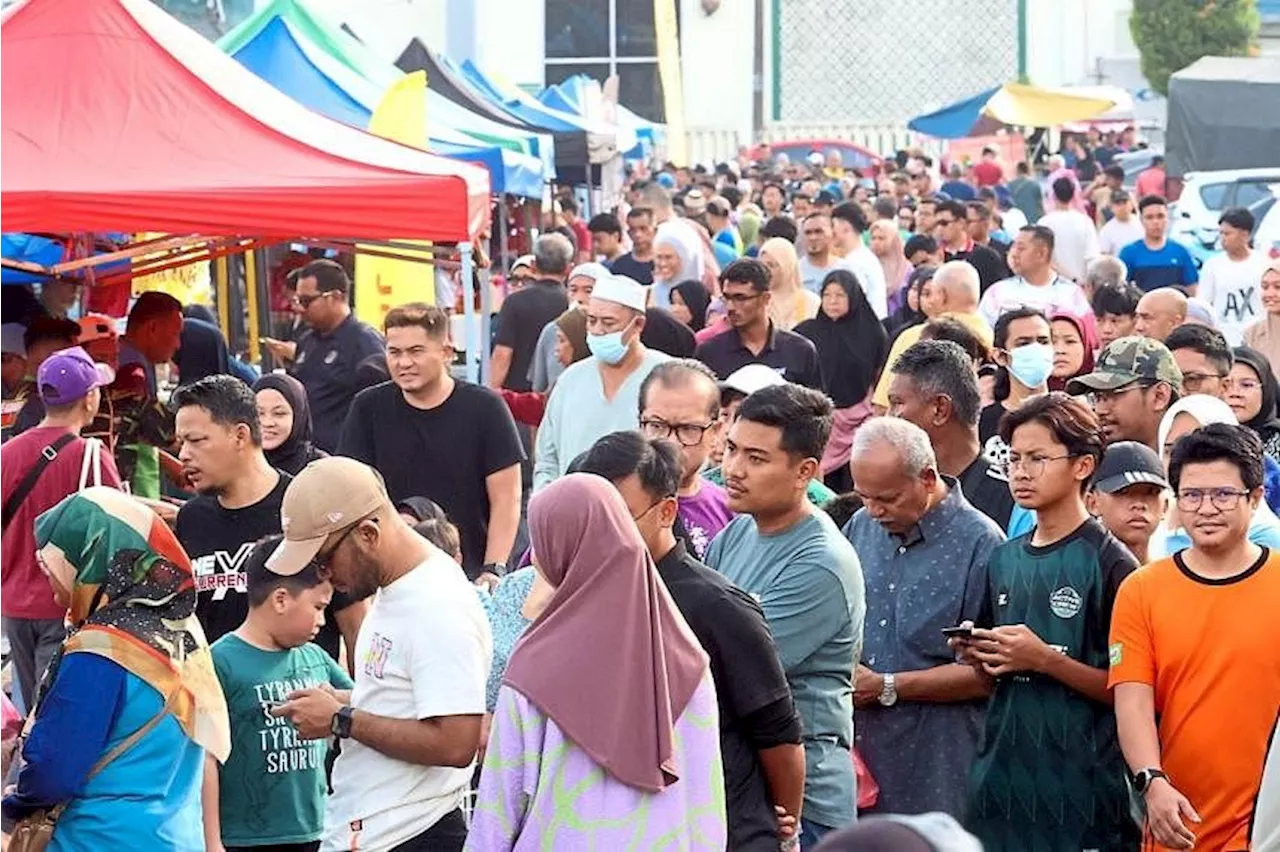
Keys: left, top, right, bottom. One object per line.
{"left": 35, "top": 487, "right": 230, "bottom": 760}
{"left": 503, "top": 474, "right": 708, "bottom": 792}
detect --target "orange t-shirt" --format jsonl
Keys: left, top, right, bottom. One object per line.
{"left": 1109, "top": 549, "right": 1280, "bottom": 851}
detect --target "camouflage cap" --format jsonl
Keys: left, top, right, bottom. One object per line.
{"left": 1066, "top": 335, "right": 1183, "bottom": 396}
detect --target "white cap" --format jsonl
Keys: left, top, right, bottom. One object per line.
{"left": 722, "top": 363, "right": 786, "bottom": 397}
{"left": 512, "top": 254, "right": 536, "bottom": 271}
{"left": 569, "top": 262, "right": 611, "bottom": 282}
{"left": 592, "top": 274, "right": 647, "bottom": 313}
{"left": 806, "top": 151, "right": 824, "bottom": 166}
{"left": 1, "top": 324, "right": 26, "bottom": 358}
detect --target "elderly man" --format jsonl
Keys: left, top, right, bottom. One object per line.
{"left": 528, "top": 262, "right": 609, "bottom": 391}
{"left": 1083, "top": 255, "right": 1128, "bottom": 303}
{"left": 1135, "top": 287, "right": 1188, "bottom": 342}
{"left": 490, "top": 233, "right": 574, "bottom": 392}
{"left": 842, "top": 417, "right": 1002, "bottom": 818}
{"left": 887, "top": 340, "right": 1018, "bottom": 531}
{"left": 1068, "top": 336, "right": 1183, "bottom": 450}
{"left": 872, "top": 261, "right": 991, "bottom": 411}
{"left": 534, "top": 275, "right": 669, "bottom": 489}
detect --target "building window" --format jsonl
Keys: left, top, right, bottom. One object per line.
{"left": 544, "top": 0, "right": 673, "bottom": 123}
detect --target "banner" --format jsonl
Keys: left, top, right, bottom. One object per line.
{"left": 355, "top": 71, "right": 435, "bottom": 327}
{"left": 654, "top": 0, "right": 687, "bottom": 166}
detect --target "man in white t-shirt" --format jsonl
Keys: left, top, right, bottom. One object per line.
{"left": 830, "top": 201, "right": 888, "bottom": 318}
{"left": 1198, "top": 207, "right": 1267, "bottom": 345}
{"left": 1098, "top": 189, "right": 1145, "bottom": 256}
{"left": 978, "top": 224, "right": 1091, "bottom": 326}
{"left": 269, "top": 457, "right": 492, "bottom": 852}
{"left": 1038, "top": 176, "right": 1100, "bottom": 282}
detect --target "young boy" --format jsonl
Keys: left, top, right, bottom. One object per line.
{"left": 1086, "top": 441, "right": 1170, "bottom": 565}
{"left": 953, "top": 392, "right": 1140, "bottom": 852}
{"left": 1092, "top": 281, "right": 1142, "bottom": 350}
{"left": 205, "top": 535, "right": 353, "bottom": 852}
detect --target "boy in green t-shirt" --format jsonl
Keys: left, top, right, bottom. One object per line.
{"left": 204, "top": 534, "right": 353, "bottom": 852}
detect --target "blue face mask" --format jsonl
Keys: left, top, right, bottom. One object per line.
{"left": 1008, "top": 342, "right": 1054, "bottom": 389}
{"left": 587, "top": 322, "right": 634, "bottom": 365}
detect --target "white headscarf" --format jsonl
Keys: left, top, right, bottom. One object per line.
{"left": 651, "top": 221, "right": 705, "bottom": 308}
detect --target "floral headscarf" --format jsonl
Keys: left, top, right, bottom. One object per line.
{"left": 36, "top": 487, "right": 230, "bottom": 760}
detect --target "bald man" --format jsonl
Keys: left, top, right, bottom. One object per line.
{"left": 872, "top": 261, "right": 993, "bottom": 411}
{"left": 1135, "top": 287, "right": 1187, "bottom": 342}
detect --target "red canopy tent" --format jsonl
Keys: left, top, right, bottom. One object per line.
{"left": 1, "top": 0, "right": 490, "bottom": 242}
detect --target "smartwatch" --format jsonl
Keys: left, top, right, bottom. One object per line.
{"left": 1133, "top": 767, "right": 1168, "bottom": 793}
{"left": 482, "top": 563, "right": 505, "bottom": 577}
{"left": 877, "top": 672, "right": 898, "bottom": 707}
{"left": 331, "top": 705, "right": 355, "bottom": 739}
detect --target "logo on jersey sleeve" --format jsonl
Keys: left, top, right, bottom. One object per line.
{"left": 1109, "top": 642, "right": 1123, "bottom": 666}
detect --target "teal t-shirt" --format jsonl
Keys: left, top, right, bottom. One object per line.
{"left": 704, "top": 510, "right": 865, "bottom": 829}
{"left": 211, "top": 633, "right": 354, "bottom": 846}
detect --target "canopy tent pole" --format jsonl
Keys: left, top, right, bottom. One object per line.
{"left": 479, "top": 246, "right": 492, "bottom": 386}
{"left": 460, "top": 241, "right": 477, "bottom": 383}
{"left": 215, "top": 255, "right": 231, "bottom": 339}
{"left": 244, "top": 249, "right": 261, "bottom": 365}
{"left": 498, "top": 198, "right": 512, "bottom": 274}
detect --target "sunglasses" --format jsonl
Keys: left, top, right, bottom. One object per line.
{"left": 292, "top": 291, "right": 335, "bottom": 309}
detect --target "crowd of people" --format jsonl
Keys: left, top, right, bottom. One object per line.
{"left": 1, "top": 136, "right": 1279, "bottom": 852}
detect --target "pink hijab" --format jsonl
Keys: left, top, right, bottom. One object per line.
{"left": 503, "top": 473, "right": 708, "bottom": 792}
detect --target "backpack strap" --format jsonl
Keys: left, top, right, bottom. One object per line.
{"left": 1, "top": 432, "right": 76, "bottom": 531}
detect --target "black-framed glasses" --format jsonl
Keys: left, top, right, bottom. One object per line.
{"left": 292, "top": 291, "right": 334, "bottom": 309}
{"left": 1175, "top": 487, "right": 1251, "bottom": 512}
{"left": 641, "top": 418, "right": 718, "bottom": 447}
{"left": 1182, "top": 372, "right": 1224, "bottom": 389}
{"left": 1085, "top": 381, "right": 1155, "bottom": 407}
{"left": 722, "top": 292, "right": 763, "bottom": 305}
{"left": 1001, "top": 453, "right": 1075, "bottom": 478}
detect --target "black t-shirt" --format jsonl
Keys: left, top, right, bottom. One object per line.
{"left": 608, "top": 252, "right": 655, "bottom": 285}
{"left": 694, "top": 325, "right": 825, "bottom": 391}
{"left": 177, "top": 472, "right": 289, "bottom": 643}
{"left": 493, "top": 280, "right": 568, "bottom": 392}
{"left": 290, "top": 314, "right": 385, "bottom": 452}
{"left": 948, "top": 243, "right": 1011, "bottom": 293}
{"left": 655, "top": 541, "right": 799, "bottom": 852}
{"left": 959, "top": 453, "right": 1015, "bottom": 531}
{"left": 338, "top": 381, "right": 526, "bottom": 578}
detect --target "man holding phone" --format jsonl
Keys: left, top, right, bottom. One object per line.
{"left": 843, "top": 417, "right": 1001, "bottom": 818}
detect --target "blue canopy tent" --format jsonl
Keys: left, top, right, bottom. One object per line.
{"left": 2, "top": 233, "right": 131, "bottom": 286}
{"left": 540, "top": 75, "right": 658, "bottom": 160}
{"left": 221, "top": 8, "right": 547, "bottom": 197}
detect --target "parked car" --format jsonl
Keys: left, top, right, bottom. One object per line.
{"left": 748, "top": 139, "right": 883, "bottom": 173}
{"left": 1169, "top": 168, "right": 1280, "bottom": 248}
{"left": 1116, "top": 148, "right": 1162, "bottom": 191}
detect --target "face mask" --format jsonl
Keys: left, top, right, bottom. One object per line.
{"left": 587, "top": 322, "right": 633, "bottom": 365}
{"left": 1008, "top": 342, "right": 1054, "bottom": 389}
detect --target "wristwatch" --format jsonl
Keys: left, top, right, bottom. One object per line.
{"left": 330, "top": 705, "right": 355, "bottom": 739}
{"left": 877, "top": 672, "right": 898, "bottom": 707}
{"left": 1133, "top": 767, "right": 1168, "bottom": 793}
{"left": 482, "top": 562, "right": 505, "bottom": 577}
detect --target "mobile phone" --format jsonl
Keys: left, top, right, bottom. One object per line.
{"left": 941, "top": 625, "right": 974, "bottom": 640}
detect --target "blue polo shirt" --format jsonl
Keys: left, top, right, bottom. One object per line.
{"left": 1118, "top": 238, "right": 1199, "bottom": 292}
{"left": 289, "top": 313, "right": 383, "bottom": 452}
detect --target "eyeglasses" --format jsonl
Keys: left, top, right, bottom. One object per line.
{"left": 1000, "top": 453, "right": 1075, "bottom": 478}
{"left": 1175, "top": 487, "right": 1251, "bottom": 512}
{"left": 1228, "top": 377, "right": 1262, "bottom": 392}
{"left": 306, "top": 515, "right": 374, "bottom": 576}
{"left": 722, "top": 291, "right": 763, "bottom": 305}
{"left": 292, "top": 291, "right": 335, "bottom": 309}
{"left": 640, "top": 418, "right": 718, "bottom": 447}
{"left": 1085, "top": 382, "right": 1152, "bottom": 407}
{"left": 1182, "top": 372, "right": 1224, "bottom": 390}
{"left": 935, "top": 217, "right": 956, "bottom": 227}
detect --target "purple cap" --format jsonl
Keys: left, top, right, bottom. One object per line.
{"left": 37, "top": 346, "right": 115, "bottom": 405}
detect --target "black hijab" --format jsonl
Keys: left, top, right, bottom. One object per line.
{"left": 1232, "top": 346, "right": 1280, "bottom": 439}
{"left": 253, "top": 373, "right": 327, "bottom": 476}
{"left": 174, "top": 318, "right": 230, "bottom": 386}
{"left": 671, "top": 279, "right": 711, "bottom": 332}
{"left": 795, "top": 269, "right": 889, "bottom": 407}
{"left": 884, "top": 265, "right": 934, "bottom": 339}
{"left": 641, "top": 307, "right": 696, "bottom": 358}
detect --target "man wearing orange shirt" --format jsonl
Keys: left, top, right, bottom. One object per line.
{"left": 1110, "top": 422, "right": 1280, "bottom": 851}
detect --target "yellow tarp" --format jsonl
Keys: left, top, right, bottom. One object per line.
{"left": 355, "top": 71, "right": 435, "bottom": 326}
{"left": 983, "top": 83, "right": 1116, "bottom": 127}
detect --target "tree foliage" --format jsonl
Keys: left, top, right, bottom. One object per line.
{"left": 1130, "top": 0, "right": 1259, "bottom": 96}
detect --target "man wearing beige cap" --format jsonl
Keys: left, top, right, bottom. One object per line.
{"left": 534, "top": 274, "right": 671, "bottom": 489}
{"left": 268, "top": 457, "right": 492, "bottom": 852}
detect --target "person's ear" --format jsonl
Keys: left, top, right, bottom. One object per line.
{"left": 658, "top": 496, "right": 679, "bottom": 529}
{"left": 1248, "top": 486, "right": 1264, "bottom": 513}
{"left": 271, "top": 587, "right": 290, "bottom": 614}
{"left": 797, "top": 456, "right": 819, "bottom": 486}
{"left": 1085, "top": 490, "right": 1100, "bottom": 517}
{"left": 933, "top": 394, "right": 954, "bottom": 428}
{"left": 1073, "top": 453, "right": 1097, "bottom": 485}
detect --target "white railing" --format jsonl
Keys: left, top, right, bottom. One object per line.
{"left": 684, "top": 123, "right": 947, "bottom": 166}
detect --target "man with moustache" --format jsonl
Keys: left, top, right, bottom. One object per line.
{"left": 1067, "top": 336, "right": 1183, "bottom": 451}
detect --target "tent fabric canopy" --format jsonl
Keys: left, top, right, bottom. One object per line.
{"left": 908, "top": 82, "right": 1117, "bottom": 139}
{"left": 218, "top": 1, "right": 547, "bottom": 197}
{"left": 1, "top": 0, "right": 490, "bottom": 242}
{"left": 1166, "top": 56, "right": 1280, "bottom": 178}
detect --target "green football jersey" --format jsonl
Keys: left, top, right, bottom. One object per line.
{"left": 967, "top": 518, "right": 1140, "bottom": 852}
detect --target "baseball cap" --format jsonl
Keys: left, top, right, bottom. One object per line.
{"left": 77, "top": 313, "right": 119, "bottom": 343}
{"left": 721, "top": 363, "right": 786, "bottom": 397}
{"left": 36, "top": 346, "right": 115, "bottom": 405}
{"left": 706, "top": 197, "right": 732, "bottom": 218}
{"left": 1, "top": 324, "right": 26, "bottom": 358}
{"left": 268, "top": 457, "right": 390, "bottom": 576}
{"left": 592, "top": 274, "right": 647, "bottom": 313}
{"left": 1092, "top": 441, "right": 1169, "bottom": 494}
{"left": 511, "top": 254, "right": 536, "bottom": 272}
{"left": 1066, "top": 336, "right": 1183, "bottom": 396}
{"left": 683, "top": 189, "right": 708, "bottom": 215}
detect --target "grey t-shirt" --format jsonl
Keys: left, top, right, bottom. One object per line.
{"left": 527, "top": 320, "right": 562, "bottom": 392}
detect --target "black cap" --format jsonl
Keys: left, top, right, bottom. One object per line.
{"left": 1092, "top": 441, "right": 1169, "bottom": 494}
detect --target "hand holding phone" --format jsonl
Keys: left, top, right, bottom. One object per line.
{"left": 941, "top": 625, "right": 974, "bottom": 640}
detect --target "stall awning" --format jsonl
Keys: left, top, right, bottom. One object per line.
{"left": 908, "top": 83, "right": 1118, "bottom": 139}
{"left": 1, "top": 0, "right": 490, "bottom": 241}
